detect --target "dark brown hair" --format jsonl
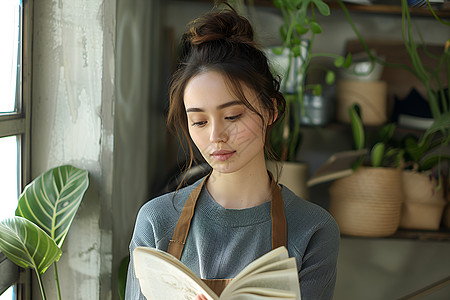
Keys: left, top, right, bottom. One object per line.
{"left": 167, "top": 3, "right": 286, "bottom": 177}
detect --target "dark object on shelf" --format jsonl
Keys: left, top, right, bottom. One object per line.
{"left": 392, "top": 88, "right": 432, "bottom": 120}
{"left": 392, "top": 88, "right": 434, "bottom": 130}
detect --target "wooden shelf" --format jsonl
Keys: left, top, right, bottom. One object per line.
{"left": 343, "top": 229, "right": 450, "bottom": 242}
{"left": 182, "top": 0, "right": 450, "bottom": 18}
{"left": 326, "top": 1, "right": 450, "bottom": 18}
{"left": 177, "top": 0, "right": 450, "bottom": 17}
{"left": 390, "top": 229, "right": 450, "bottom": 242}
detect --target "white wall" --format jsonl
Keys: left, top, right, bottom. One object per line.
{"left": 32, "top": 0, "right": 115, "bottom": 298}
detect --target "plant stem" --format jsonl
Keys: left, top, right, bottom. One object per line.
{"left": 54, "top": 262, "right": 62, "bottom": 300}
{"left": 427, "top": 0, "right": 450, "bottom": 26}
{"left": 337, "top": 0, "right": 412, "bottom": 72}
{"left": 35, "top": 270, "right": 47, "bottom": 300}
{"left": 402, "top": 0, "right": 430, "bottom": 83}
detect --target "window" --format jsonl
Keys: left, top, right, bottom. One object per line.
{"left": 0, "top": 0, "right": 31, "bottom": 299}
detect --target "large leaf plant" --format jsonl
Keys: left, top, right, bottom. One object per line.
{"left": 0, "top": 165, "right": 89, "bottom": 300}
{"left": 270, "top": 0, "right": 352, "bottom": 161}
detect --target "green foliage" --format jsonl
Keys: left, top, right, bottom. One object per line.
{"left": 118, "top": 255, "right": 131, "bottom": 300}
{"left": 338, "top": 0, "right": 450, "bottom": 171}
{"left": 0, "top": 165, "right": 89, "bottom": 300}
{"left": 270, "top": 0, "right": 351, "bottom": 161}
{"left": 349, "top": 104, "right": 402, "bottom": 169}
{"left": 0, "top": 217, "right": 62, "bottom": 274}
{"left": 349, "top": 104, "right": 364, "bottom": 150}
{"left": 402, "top": 132, "right": 450, "bottom": 172}
{"left": 16, "top": 165, "right": 89, "bottom": 248}
{"left": 371, "top": 142, "right": 385, "bottom": 167}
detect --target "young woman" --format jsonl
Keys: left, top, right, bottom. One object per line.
{"left": 125, "top": 4, "right": 340, "bottom": 300}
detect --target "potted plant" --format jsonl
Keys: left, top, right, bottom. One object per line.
{"left": 266, "top": 0, "right": 351, "bottom": 198}
{"left": 399, "top": 132, "right": 450, "bottom": 230}
{"left": 337, "top": 0, "right": 450, "bottom": 230}
{"left": 0, "top": 165, "right": 89, "bottom": 300}
{"left": 328, "top": 104, "right": 405, "bottom": 237}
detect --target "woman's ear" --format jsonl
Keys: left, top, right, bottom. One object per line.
{"left": 268, "top": 97, "right": 278, "bottom": 126}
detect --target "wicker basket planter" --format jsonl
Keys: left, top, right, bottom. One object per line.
{"left": 328, "top": 167, "right": 403, "bottom": 237}
{"left": 400, "top": 171, "right": 446, "bottom": 230}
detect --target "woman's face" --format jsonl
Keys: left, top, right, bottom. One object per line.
{"left": 183, "top": 71, "right": 268, "bottom": 174}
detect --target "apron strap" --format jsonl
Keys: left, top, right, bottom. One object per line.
{"left": 202, "top": 279, "right": 233, "bottom": 296}
{"left": 270, "top": 171, "right": 287, "bottom": 249}
{"left": 167, "top": 175, "right": 208, "bottom": 260}
{"left": 167, "top": 171, "right": 286, "bottom": 260}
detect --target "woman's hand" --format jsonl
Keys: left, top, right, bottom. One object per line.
{"left": 194, "top": 294, "right": 208, "bottom": 300}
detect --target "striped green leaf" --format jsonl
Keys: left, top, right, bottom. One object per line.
{"left": 0, "top": 217, "right": 62, "bottom": 274}
{"left": 15, "top": 165, "right": 89, "bottom": 248}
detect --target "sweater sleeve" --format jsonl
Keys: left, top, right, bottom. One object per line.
{"left": 124, "top": 205, "right": 157, "bottom": 300}
{"left": 298, "top": 214, "right": 340, "bottom": 300}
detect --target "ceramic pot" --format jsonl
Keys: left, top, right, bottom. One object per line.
{"left": 266, "top": 161, "right": 309, "bottom": 200}
{"left": 336, "top": 80, "right": 387, "bottom": 125}
{"left": 400, "top": 171, "right": 446, "bottom": 230}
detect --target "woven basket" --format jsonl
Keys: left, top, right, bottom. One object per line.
{"left": 329, "top": 167, "right": 403, "bottom": 237}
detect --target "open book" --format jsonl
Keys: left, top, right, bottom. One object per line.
{"left": 133, "top": 246, "right": 301, "bottom": 300}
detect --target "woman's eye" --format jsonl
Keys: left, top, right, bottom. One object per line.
{"left": 192, "top": 121, "right": 207, "bottom": 127}
{"left": 226, "top": 114, "right": 242, "bottom": 121}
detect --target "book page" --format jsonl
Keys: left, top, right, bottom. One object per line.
{"left": 133, "top": 247, "right": 218, "bottom": 300}
{"left": 221, "top": 248, "right": 300, "bottom": 300}
{"left": 226, "top": 293, "right": 296, "bottom": 300}
{"left": 228, "top": 287, "right": 297, "bottom": 298}
{"left": 231, "top": 246, "right": 289, "bottom": 283}
{"left": 225, "top": 269, "right": 300, "bottom": 300}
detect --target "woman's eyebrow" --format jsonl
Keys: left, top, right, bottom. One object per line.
{"left": 186, "top": 100, "right": 243, "bottom": 113}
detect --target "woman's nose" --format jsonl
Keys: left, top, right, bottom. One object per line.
{"left": 210, "top": 120, "right": 229, "bottom": 143}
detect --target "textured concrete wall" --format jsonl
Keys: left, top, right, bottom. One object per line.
{"left": 31, "top": 0, "right": 171, "bottom": 298}
{"left": 31, "top": 0, "right": 115, "bottom": 299}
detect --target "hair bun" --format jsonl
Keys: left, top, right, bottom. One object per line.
{"left": 188, "top": 9, "right": 255, "bottom": 46}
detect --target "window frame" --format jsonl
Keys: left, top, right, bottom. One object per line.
{"left": 0, "top": 0, "right": 33, "bottom": 298}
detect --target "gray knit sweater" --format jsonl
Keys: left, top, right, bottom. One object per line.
{"left": 125, "top": 177, "right": 340, "bottom": 300}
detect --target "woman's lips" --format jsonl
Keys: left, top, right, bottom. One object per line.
{"left": 211, "top": 150, "right": 236, "bottom": 161}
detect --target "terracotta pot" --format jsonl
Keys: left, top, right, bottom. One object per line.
{"left": 266, "top": 161, "right": 309, "bottom": 200}
{"left": 400, "top": 171, "right": 446, "bottom": 230}
{"left": 328, "top": 167, "right": 403, "bottom": 237}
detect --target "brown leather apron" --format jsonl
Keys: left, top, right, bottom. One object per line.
{"left": 167, "top": 172, "right": 287, "bottom": 296}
